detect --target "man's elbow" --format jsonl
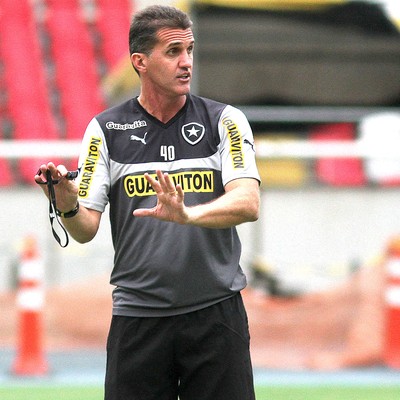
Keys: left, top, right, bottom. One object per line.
{"left": 71, "top": 232, "right": 96, "bottom": 244}
{"left": 244, "top": 191, "right": 260, "bottom": 222}
{"left": 247, "top": 201, "right": 260, "bottom": 222}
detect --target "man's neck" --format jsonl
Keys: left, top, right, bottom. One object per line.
{"left": 138, "top": 92, "right": 187, "bottom": 124}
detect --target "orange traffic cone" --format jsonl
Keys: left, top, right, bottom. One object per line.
{"left": 12, "top": 236, "right": 49, "bottom": 376}
{"left": 383, "top": 236, "right": 400, "bottom": 369}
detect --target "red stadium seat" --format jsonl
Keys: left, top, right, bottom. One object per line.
{"left": 0, "top": 121, "right": 14, "bottom": 185}
{"left": 310, "top": 123, "right": 366, "bottom": 187}
{"left": 0, "top": 0, "right": 60, "bottom": 184}
{"left": 45, "top": 0, "right": 106, "bottom": 140}
{"left": 96, "top": 0, "right": 133, "bottom": 69}
{"left": 0, "top": 64, "right": 13, "bottom": 186}
{"left": 0, "top": 160, "right": 13, "bottom": 186}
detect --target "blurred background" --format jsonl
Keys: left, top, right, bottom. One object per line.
{"left": 1, "top": 0, "right": 400, "bottom": 376}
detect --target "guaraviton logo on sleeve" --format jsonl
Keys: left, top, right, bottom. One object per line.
{"left": 124, "top": 171, "right": 214, "bottom": 197}
{"left": 222, "top": 117, "right": 244, "bottom": 169}
{"left": 78, "top": 136, "right": 101, "bottom": 198}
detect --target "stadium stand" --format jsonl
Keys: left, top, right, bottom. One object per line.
{"left": 0, "top": 0, "right": 60, "bottom": 183}
{"left": 44, "top": 0, "right": 105, "bottom": 142}
{"left": 95, "top": 0, "right": 133, "bottom": 69}
{"left": 0, "top": 143, "right": 13, "bottom": 186}
{"left": 309, "top": 123, "right": 366, "bottom": 187}
{"left": 0, "top": 62, "right": 13, "bottom": 186}
{"left": 0, "top": 0, "right": 398, "bottom": 187}
{"left": 256, "top": 134, "right": 308, "bottom": 187}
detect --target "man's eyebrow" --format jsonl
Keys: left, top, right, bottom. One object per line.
{"left": 166, "top": 40, "right": 195, "bottom": 48}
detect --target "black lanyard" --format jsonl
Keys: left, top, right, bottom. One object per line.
{"left": 36, "top": 170, "right": 70, "bottom": 247}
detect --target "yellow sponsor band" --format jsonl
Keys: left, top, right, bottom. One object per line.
{"left": 124, "top": 171, "right": 214, "bottom": 197}
{"left": 222, "top": 117, "right": 244, "bottom": 169}
{"left": 78, "top": 136, "right": 101, "bottom": 198}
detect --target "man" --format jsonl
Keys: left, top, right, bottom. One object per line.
{"left": 35, "top": 5, "right": 260, "bottom": 400}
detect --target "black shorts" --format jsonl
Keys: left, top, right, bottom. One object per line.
{"left": 104, "top": 292, "right": 255, "bottom": 400}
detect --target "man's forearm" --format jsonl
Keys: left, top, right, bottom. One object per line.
{"left": 60, "top": 205, "right": 102, "bottom": 243}
{"left": 185, "top": 179, "right": 260, "bottom": 229}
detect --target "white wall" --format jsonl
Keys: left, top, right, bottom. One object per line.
{"left": 1, "top": 186, "right": 399, "bottom": 293}
{"left": 0, "top": 187, "right": 113, "bottom": 291}
{"left": 252, "top": 188, "right": 400, "bottom": 292}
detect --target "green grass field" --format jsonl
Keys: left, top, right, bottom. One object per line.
{"left": 1, "top": 385, "right": 399, "bottom": 400}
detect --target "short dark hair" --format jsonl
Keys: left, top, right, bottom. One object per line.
{"left": 129, "top": 5, "right": 193, "bottom": 56}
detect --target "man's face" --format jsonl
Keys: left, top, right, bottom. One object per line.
{"left": 142, "top": 28, "right": 195, "bottom": 98}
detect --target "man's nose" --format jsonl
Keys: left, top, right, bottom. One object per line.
{"left": 180, "top": 52, "right": 192, "bottom": 68}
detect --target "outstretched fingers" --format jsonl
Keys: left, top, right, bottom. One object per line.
{"left": 155, "top": 170, "right": 176, "bottom": 196}
{"left": 133, "top": 170, "right": 186, "bottom": 222}
{"left": 143, "top": 170, "right": 180, "bottom": 197}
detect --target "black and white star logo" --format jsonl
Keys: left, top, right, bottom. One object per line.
{"left": 181, "top": 122, "right": 205, "bottom": 145}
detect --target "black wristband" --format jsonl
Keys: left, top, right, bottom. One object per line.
{"left": 56, "top": 202, "right": 79, "bottom": 218}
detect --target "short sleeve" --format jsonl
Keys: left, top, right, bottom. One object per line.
{"left": 76, "top": 118, "right": 110, "bottom": 212}
{"left": 218, "top": 105, "right": 261, "bottom": 186}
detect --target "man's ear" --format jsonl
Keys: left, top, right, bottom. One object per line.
{"left": 131, "top": 53, "right": 146, "bottom": 73}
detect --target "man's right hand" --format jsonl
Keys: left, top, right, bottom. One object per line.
{"left": 35, "top": 162, "right": 79, "bottom": 213}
